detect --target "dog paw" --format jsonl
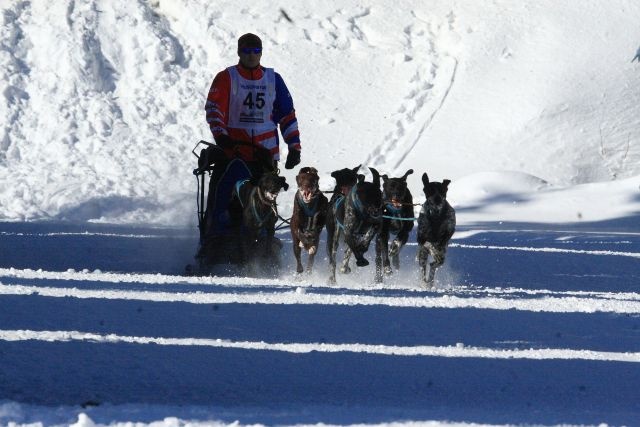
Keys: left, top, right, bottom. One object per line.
{"left": 356, "top": 258, "right": 369, "bottom": 267}
{"left": 327, "top": 276, "right": 337, "bottom": 285}
{"left": 298, "top": 241, "right": 305, "bottom": 248}
{"left": 384, "top": 266, "right": 392, "bottom": 275}
{"left": 339, "top": 265, "right": 352, "bottom": 274}
{"left": 309, "top": 246, "right": 316, "bottom": 255}
{"left": 422, "top": 274, "right": 436, "bottom": 289}
{"left": 374, "top": 274, "right": 384, "bottom": 284}
{"left": 422, "top": 279, "right": 435, "bottom": 290}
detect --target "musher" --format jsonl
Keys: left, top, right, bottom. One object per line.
{"left": 200, "top": 33, "right": 302, "bottom": 253}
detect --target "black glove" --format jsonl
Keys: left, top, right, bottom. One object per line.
{"left": 285, "top": 149, "right": 301, "bottom": 170}
{"left": 214, "top": 134, "right": 234, "bottom": 149}
{"left": 197, "top": 145, "right": 227, "bottom": 173}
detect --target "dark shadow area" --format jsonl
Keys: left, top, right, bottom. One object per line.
{"left": 0, "top": 295, "right": 638, "bottom": 353}
{"left": 2, "top": 214, "right": 639, "bottom": 290}
{"left": 454, "top": 192, "right": 535, "bottom": 214}
{"left": 0, "top": 221, "right": 197, "bottom": 274}
{"left": 446, "top": 214, "right": 640, "bottom": 292}
{"left": 0, "top": 340, "right": 638, "bottom": 426}
{"left": 54, "top": 197, "right": 160, "bottom": 222}
{"left": 0, "top": 216, "right": 639, "bottom": 424}
{"left": 447, "top": 245, "right": 640, "bottom": 292}
{"left": 460, "top": 213, "right": 640, "bottom": 234}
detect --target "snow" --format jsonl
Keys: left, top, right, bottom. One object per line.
{"left": 1, "top": 0, "right": 640, "bottom": 426}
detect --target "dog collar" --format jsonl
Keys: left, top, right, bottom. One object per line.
{"left": 384, "top": 202, "right": 403, "bottom": 215}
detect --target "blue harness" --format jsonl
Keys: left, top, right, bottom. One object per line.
{"left": 235, "top": 179, "right": 275, "bottom": 227}
{"left": 382, "top": 202, "right": 415, "bottom": 221}
{"left": 297, "top": 192, "right": 320, "bottom": 218}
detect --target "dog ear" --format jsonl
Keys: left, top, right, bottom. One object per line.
{"left": 422, "top": 173, "right": 430, "bottom": 187}
{"left": 442, "top": 179, "right": 451, "bottom": 192}
{"left": 369, "top": 167, "right": 380, "bottom": 188}
{"left": 280, "top": 176, "right": 289, "bottom": 191}
{"left": 382, "top": 174, "right": 388, "bottom": 183}
{"left": 330, "top": 170, "right": 340, "bottom": 179}
{"left": 403, "top": 169, "right": 414, "bottom": 181}
{"left": 352, "top": 164, "right": 361, "bottom": 174}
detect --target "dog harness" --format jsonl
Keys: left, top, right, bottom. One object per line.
{"left": 296, "top": 191, "right": 322, "bottom": 233}
{"left": 344, "top": 187, "right": 382, "bottom": 238}
{"left": 235, "top": 179, "right": 277, "bottom": 227}
{"left": 234, "top": 179, "right": 250, "bottom": 207}
{"left": 348, "top": 187, "right": 382, "bottom": 221}
{"left": 382, "top": 202, "right": 415, "bottom": 221}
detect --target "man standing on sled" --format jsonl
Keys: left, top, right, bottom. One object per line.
{"left": 200, "top": 33, "right": 302, "bottom": 252}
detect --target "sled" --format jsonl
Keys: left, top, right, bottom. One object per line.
{"left": 185, "top": 140, "right": 284, "bottom": 276}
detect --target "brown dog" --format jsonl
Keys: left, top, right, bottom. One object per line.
{"left": 291, "top": 167, "right": 328, "bottom": 274}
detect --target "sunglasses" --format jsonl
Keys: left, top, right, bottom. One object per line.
{"left": 240, "top": 47, "right": 262, "bottom": 54}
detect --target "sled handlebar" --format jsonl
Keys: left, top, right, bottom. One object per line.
{"left": 192, "top": 140, "right": 217, "bottom": 175}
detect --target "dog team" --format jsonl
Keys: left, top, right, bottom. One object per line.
{"left": 242, "top": 164, "right": 456, "bottom": 289}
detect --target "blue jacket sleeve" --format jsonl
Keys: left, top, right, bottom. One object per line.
{"left": 273, "top": 72, "right": 301, "bottom": 149}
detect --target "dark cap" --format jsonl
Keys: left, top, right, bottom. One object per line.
{"left": 238, "top": 33, "right": 262, "bottom": 49}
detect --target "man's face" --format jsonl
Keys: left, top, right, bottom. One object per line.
{"left": 238, "top": 46, "right": 262, "bottom": 69}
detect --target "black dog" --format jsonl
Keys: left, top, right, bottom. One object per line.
{"left": 291, "top": 167, "right": 328, "bottom": 274}
{"left": 343, "top": 167, "right": 384, "bottom": 282}
{"left": 326, "top": 164, "right": 362, "bottom": 284}
{"left": 416, "top": 173, "right": 456, "bottom": 288}
{"left": 378, "top": 169, "right": 415, "bottom": 276}
{"left": 230, "top": 173, "right": 289, "bottom": 272}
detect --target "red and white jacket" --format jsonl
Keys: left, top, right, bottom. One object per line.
{"left": 205, "top": 63, "right": 301, "bottom": 162}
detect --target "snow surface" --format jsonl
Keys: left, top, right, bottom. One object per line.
{"left": 1, "top": 0, "right": 640, "bottom": 426}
